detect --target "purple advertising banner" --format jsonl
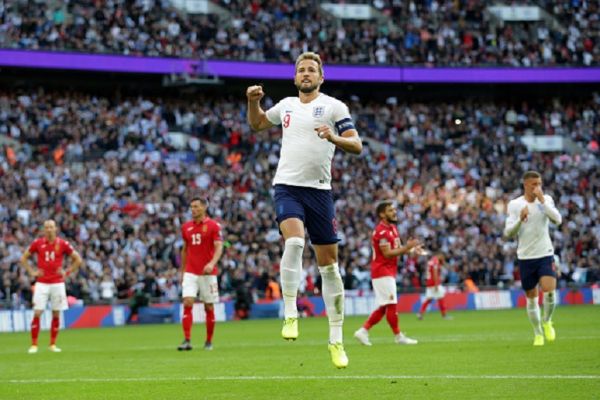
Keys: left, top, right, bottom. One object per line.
{"left": 1, "top": 49, "right": 600, "bottom": 83}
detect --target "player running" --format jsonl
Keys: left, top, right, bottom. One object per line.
{"left": 417, "top": 253, "right": 452, "bottom": 320}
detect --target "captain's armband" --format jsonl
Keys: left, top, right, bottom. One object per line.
{"left": 334, "top": 118, "right": 355, "bottom": 134}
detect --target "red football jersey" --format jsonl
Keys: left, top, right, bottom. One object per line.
{"left": 371, "top": 221, "right": 401, "bottom": 279}
{"left": 425, "top": 256, "right": 442, "bottom": 287}
{"left": 181, "top": 218, "right": 223, "bottom": 275}
{"left": 28, "top": 237, "right": 74, "bottom": 284}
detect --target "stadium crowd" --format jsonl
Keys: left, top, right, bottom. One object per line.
{"left": 0, "top": 0, "right": 598, "bottom": 66}
{"left": 0, "top": 88, "right": 598, "bottom": 308}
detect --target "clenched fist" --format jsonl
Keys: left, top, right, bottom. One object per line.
{"left": 246, "top": 85, "right": 265, "bottom": 102}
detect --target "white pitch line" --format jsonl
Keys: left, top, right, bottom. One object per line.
{"left": 5, "top": 375, "right": 599, "bottom": 384}
{"left": 1, "top": 335, "right": 599, "bottom": 355}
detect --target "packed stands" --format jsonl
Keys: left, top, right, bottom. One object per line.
{"left": 0, "top": 0, "right": 598, "bottom": 66}
{"left": 1, "top": 88, "right": 598, "bottom": 307}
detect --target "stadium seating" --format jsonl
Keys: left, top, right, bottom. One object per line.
{"left": 0, "top": 89, "right": 598, "bottom": 307}
{"left": 0, "top": 0, "right": 597, "bottom": 66}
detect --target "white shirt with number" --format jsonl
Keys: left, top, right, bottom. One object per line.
{"left": 504, "top": 195, "right": 562, "bottom": 260}
{"left": 265, "top": 93, "right": 354, "bottom": 190}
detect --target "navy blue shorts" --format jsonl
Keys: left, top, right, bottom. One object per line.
{"left": 518, "top": 256, "right": 556, "bottom": 291}
{"left": 273, "top": 184, "right": 339, "bottom": 245}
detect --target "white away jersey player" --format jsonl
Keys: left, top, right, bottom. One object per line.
{"left": 504, "top": 195, "right": 562, "bottom": 260}
{"left": 265, "top": 93, "right": 355, "bottom": 190}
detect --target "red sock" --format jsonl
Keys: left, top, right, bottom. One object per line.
{"left": 364, "top": 306, "right": 386, "bottom": 330}
{"left": 419, "top": 298, "right": 432, "bottom": 314}
{"left": 385, "top": 304, "right": 400, "bottom": 335}
{"left": 50, "top": 316, "right": 60, "bottom": 345}
{"left": 31, "top": 316, "right": 40, "bottom": 346}
{"left": 182, "top": 305, "right": 193, "bottom": 340}
{"left": 438, "top": 298, "right": 447, "bottom": 317}
{"left": 205, "top": 307, "right": 215, "bottom": 343}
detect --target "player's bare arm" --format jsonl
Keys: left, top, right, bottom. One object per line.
{"left": 410, "top": 245, "right": 429, "bottom": 256}
{"left": 180, "top": 241, "right": 187, "bottom": 281}
{"left": 64, "top": 250, "right": 83, "bottom": 278}
{"left": 380, "top": 238, "right": 421, "bottom": 258}
{"left": 246, "top": 85, "right": 273, "bottom": 131}
{"left": 315, "top": 126, "right": 362, "bottom": 154}
{"left": 20, "top": 250, "right": 40, "bottom": 278}
{"left": 433, "top": 264, "right": 439, "bottom": 291}
{"left": 203, "top": 240, "right": 224, "bottom": 275}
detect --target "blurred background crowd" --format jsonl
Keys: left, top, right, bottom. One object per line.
{"left": 0, "top": 0, "right": 598, "bottom": 310}
{"left": 0, "top": 0, "right": 598, "bottom": 66}
{"left": 0, "top": 87, "right": 598, "bottom": 308}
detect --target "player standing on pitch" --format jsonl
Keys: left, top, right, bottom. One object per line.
{"left": 417, "top": 253, "right": 453, "bottom": 320}
{"left": 246, "top": 51, "right": 362, "bottom": 368}
{"left": 21, "top": 219, "right": 82, "bottom": 353}
{"left": 354, "top": 201, "right": 421, "bottom": 346}
{"left": 504, "top": 171, "right": 561, "bottom": 346}
{"left": 177, "top": 197, "right": 223, "bottom": 351}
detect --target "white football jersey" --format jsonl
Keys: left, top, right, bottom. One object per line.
{"left": 504, "top": 195, "right": 562, "bottom": 260}
{"left": 266, "top": 93, "right": 354, "bottom": 189}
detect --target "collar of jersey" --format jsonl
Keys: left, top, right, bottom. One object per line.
{"left": 297, "top": 93, "right": 323, "bottom": 105}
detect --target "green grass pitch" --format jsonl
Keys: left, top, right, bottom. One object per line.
{"left": 1, "top": 306, "right": 599, "bottom": 399}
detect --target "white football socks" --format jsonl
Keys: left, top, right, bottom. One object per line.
{"left": 543, "top": 290, "right": 556, "bottom": 323}
{"left": 319, "top": 263, "right": 344, "bottom": 344}
{"left": 526, "top": 297, "right": 543, "bottom": 336}
{"left": 280, "top": 237, "right": 304, "bottom": 319}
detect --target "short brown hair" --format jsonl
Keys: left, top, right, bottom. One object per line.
{"left": 376, "top": 201, "right": 393, "bottom": 218}
{"left": 522, "top": 171, "right": 541, "bottom": 181}
{"left": 295, "top": 52, "right": 323, "bottom": 77}
{"left": 190, "top": 196, "right": 208, "bottom": 205}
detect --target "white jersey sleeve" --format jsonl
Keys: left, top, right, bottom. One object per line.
{"left": 503, "top": 199, "right": 522, "bottom": 238}
{"left": 265, "top": 99, "right": 284, "bottom": 126}
{"left": 542, "top": 195, "right": 562, "bottom": 225}
{"left": 331, "top": 101, "right": 354, "bottom": 134}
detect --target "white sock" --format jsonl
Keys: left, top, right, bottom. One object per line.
{"left": 319, "top": 263, "right": 344, "bottom": 344}
{"left": 543, "top": 291, "right": 556, "bottom": 323}
{"left": 280, "top": 237, "right": 304, "bottom": 319}
{"left": 526, "top": 297, "right": 543, "bottom": 336}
